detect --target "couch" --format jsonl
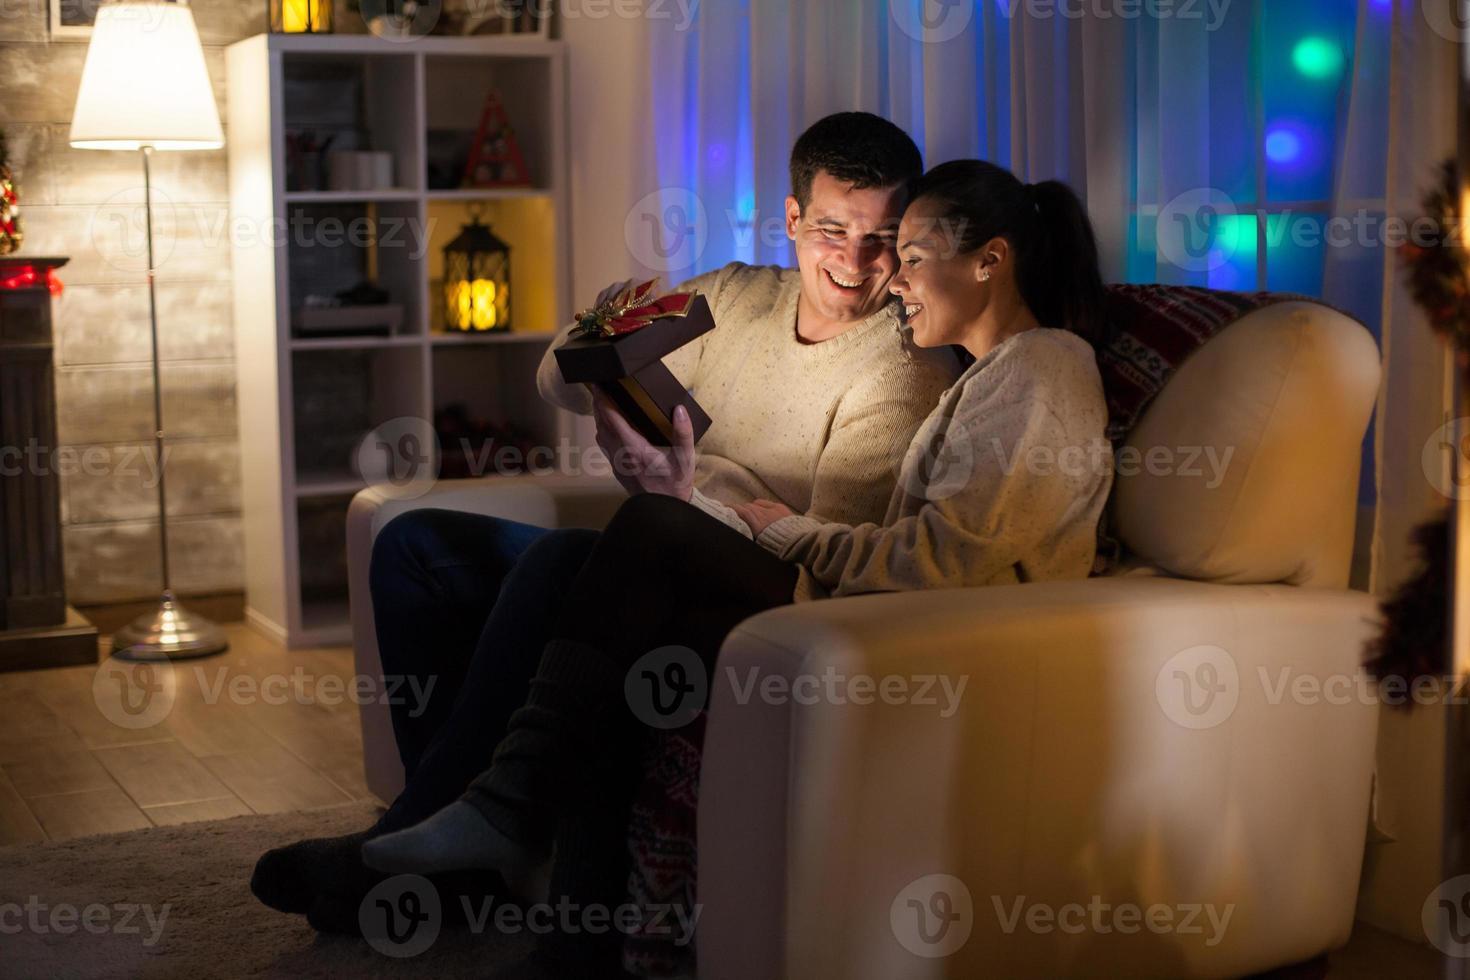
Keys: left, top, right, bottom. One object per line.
{"left": 346, "top": 298, "right": 1382, "bottom": 978}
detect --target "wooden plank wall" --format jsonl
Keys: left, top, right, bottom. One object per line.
{"left": 0, "top": 1, "right": 270, "bottom": 603}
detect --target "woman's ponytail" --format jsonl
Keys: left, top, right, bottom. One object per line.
{"left": 1024, "top": 179, "right": 1106, "bottom": 347}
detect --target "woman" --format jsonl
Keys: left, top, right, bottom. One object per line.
{"left": 360, "top": 160, "right": 1115, "bottom": 979}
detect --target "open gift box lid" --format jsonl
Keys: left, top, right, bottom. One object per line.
{"left": 554, "top": 286, "right": 715, "bottom": 383}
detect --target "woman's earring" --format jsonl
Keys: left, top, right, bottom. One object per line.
{"left": 980, "top": 268, "right": 992, "bottom": 282}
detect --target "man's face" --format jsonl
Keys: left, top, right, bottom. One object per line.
{"left": 785, "top": 171, "right": 906, "bottom": 323}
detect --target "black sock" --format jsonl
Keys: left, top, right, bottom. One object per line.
{"left": 250, "top": 827, "right": 382, "bottom": 914}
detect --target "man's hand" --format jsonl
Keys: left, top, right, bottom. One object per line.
{"left": 592, "top": 389, "right": 697, "bottom": 501}
{"left": 593, "top": 279, "right": 635, "bottom": 309}
{"left": 732, "top": 498, "right": 796, "bottom": 538}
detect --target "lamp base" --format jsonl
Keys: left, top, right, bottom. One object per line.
{"left": 111, "top": 591, "right": 229, "bottom": 661}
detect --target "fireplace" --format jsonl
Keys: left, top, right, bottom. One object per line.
{"left": 0, "top": 256, "right": 98, "bottom": 670}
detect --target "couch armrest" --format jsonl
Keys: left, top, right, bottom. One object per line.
{"left": 346, "top": 474, "right": 625, "bottom": 801}
{"left": 698, "top": 576, "right": 1379, "bottom": 980}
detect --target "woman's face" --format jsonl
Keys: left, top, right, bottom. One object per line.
{"left": 888, "top": 196, "right": 989, "bottom": 348}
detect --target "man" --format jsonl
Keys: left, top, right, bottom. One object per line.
{"left": 250, "top": 112, "right": 959, "bottom": 952}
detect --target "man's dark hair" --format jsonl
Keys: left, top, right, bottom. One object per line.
{"left": 788, "top": 112, "right": 923, "bottom": 211}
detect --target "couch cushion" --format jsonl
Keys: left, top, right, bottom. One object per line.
{"left": 1111, "top": 301, "right": 1380, "bottom": 588}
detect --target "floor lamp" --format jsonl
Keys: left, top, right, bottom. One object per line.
{"left": 68, "top": 0, "right": 228, "bottom": 660}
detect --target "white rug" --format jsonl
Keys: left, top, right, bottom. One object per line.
{"left": 0, "top": 802, "right": 534, "bottom": 979}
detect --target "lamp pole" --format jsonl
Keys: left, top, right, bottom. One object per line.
{"left": 109, "top": 143, "right": 227, "bottom": 661}
{"left": 142, "top": 146, "right": 171, "bottom": 597}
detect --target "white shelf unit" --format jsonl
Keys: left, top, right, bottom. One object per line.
{"left": 226, "top": 33, "right": 572, "bottom": 647}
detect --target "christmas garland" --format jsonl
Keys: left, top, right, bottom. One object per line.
{"left": 0, "top": 128, "right": 20, "bottom": 255}
{"left": 1400, "top": 158, "right": 1469, "bottom": 345}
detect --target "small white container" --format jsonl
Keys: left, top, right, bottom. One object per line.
{"left": 327, "top": 151, "right": 395, "bottom": 191}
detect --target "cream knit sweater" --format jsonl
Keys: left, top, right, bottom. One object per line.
{"left": 757, "top": 328, "right": 1113, "bottom": 601}
{"left": 537, "top": 263, "right": 960, "bottom": 533}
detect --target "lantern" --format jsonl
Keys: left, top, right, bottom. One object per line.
{"left": 271, "top": 0, "right": 333, "bottom": 33}
{"left": 443, "top": 217, "right": 511, "bottom": 332}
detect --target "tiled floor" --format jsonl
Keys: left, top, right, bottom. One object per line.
{"left": 0, "top": 623, "right": 371, "bottom": 845}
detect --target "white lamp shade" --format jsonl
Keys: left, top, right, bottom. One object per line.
{"left": 69, "top": 1, "right": 223, "bottom": 151}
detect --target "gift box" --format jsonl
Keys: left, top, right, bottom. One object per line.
{"left": 554, "top": 280, "right": 715, "bottom": 446}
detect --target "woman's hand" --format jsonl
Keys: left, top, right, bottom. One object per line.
{"left": 592, "top": 389, "right": 697, "bottom": 501}
{"left": 732, "top": 498, "right": 796, "bottom": 537}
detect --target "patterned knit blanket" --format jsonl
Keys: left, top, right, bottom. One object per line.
{"left": 621, "top": 284, "right": 1318, "bottom": 978}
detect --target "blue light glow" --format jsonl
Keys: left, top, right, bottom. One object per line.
{"left": 1265, "top": 128, "right": 1303, "bottom": 163}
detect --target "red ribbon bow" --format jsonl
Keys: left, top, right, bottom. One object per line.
{"left": 574, "top": 279, "right": 698, "bottom": 338}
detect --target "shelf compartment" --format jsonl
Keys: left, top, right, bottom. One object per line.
{"left": 431, "top": 343, "right": 561, "bottom": 481}
{"left": 296, "top": 494, "right": 353, "bottom": 627}
{"left": 286, "top": 199, "right": 426, "bottom": 340}
{"left": 425, "top": 196, "right": 558, "bottom": 336}
{"left": 291, "top": 344, "right": 427, "bottom": 488}
{"left": 423, "top": 54, "right": 553, "bottom": 191}
{"left": 282, "top": 50, "right": 422, "bottom": 194}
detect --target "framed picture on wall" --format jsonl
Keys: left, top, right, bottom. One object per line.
{"left": 49, "top": 0, "right": 178, "bottom": 39}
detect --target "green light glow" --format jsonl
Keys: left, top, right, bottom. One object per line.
{"left": 1292, "top": 37, "right": 1344, "bottom": 80}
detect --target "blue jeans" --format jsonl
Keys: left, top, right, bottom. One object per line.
{"left": 367, "top": 508, "right": 600, "bottom": 832}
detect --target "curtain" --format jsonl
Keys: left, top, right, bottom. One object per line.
{"left": 1333, "top": 0, "right": 1454, "bottom": 943}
